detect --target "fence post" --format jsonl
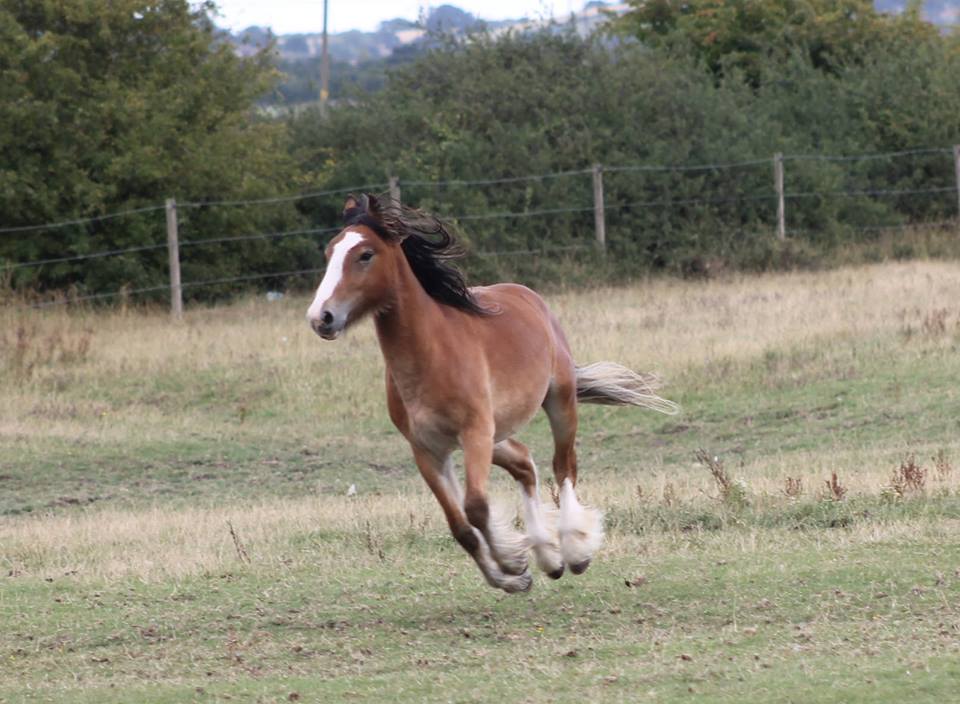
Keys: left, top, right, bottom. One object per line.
{"left": 592, "top": 163, "right": 606, "bottom": 252}
{"left": 388, "top": 176, "right": 401, "bottom": 207}
{"left": 165, "top": 197, "right": 183, "bottom": 320}
{"left": 953, "top": 145, "right": 960, "bottom": 221}
{"left": 774, "top": 152, "right": 786, "bottom": 240}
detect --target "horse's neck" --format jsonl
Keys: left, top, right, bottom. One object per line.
{"left": 373, "top": 256, "right": 447, "bottom": 385}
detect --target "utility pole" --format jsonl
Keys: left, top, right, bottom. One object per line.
{"left": 320, "top": 0, "right": 330, "bottom": 117}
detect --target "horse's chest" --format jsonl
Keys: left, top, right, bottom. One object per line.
{"left": 407, "top": 405, "right": 461, "bottom": 453}
{"left": 387, "top": 381, "right": 461, "bottom": 451}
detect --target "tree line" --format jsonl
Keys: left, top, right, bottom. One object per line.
{"left": 2, "top": 0, "right": 958, "bottom": 300}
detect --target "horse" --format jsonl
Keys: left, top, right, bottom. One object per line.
{"left": 306, "top": 194, "right": 677, "bottom": 593}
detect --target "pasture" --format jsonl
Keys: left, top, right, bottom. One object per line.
{"left": 3, "top": 259, "right": 960, "bottom": 702}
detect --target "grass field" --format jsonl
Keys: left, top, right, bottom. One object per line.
{"left": 3, "top": 259, "right": 960, "bottom": 702}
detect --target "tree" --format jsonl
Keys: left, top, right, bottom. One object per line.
{"left": 290, "top": 26, "right": 960, "bottom": 279}
{"left": 609, "top": 0, "right": 939, "bottom": 86}
{"left": 289, "top": 31, "right": 786, "bottom": 278}
{"left": 0, "top": 0, "right": 312, "bottom": 298}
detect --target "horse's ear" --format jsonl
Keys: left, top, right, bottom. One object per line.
{"left": 342, "top": 194, "right": 360, "bottom": 212}
{"left": 342, "top": 193, "right": 368, "bottom": 223}
{"left": 342, "top": 192, "right": 399, "bottom": 240}
{"left": 365, "top": 193, "right": 382, "bottom": 218}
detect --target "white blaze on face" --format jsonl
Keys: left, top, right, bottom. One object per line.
{"left": 306, "top": 230, "right": 366, "bottom": 322}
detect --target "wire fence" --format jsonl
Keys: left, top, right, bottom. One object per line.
{"left": 4, "top": 146, "right": 959, "bottom": 312}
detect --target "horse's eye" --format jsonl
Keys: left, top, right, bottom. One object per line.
{"left": 359, "top": 250, "right": 374, "bottom": 262}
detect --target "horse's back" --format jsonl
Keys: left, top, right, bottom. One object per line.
{"left": 471, "top": 282, "right": 573, "bottom": 358}
{"left": 469, "top": 283, "right": 555, "bottom": 345}
{"left": 470, "top": 282, "right": 552, "bottom": 321}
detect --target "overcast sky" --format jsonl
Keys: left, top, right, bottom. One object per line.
{"left": 209, "top": 1, "right": 581, "bottom": 35}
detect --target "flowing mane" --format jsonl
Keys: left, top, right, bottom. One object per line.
{"left": 342, "top": 193, "right": 491, "bottom": 316}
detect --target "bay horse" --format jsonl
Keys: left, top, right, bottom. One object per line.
{"left": 307, "top": 194, "right": 677, "bottom": 593}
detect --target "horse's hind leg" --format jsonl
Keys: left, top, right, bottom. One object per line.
{"left": 493, "top": 439, "right": 564, "bottom": 579}
{"left": 542, "top": 375, "right": 604, "bottom": 575}
{"left": 411, "top": 444, "right": 531, "bottom": 593}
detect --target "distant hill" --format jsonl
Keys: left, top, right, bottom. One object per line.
{"left": 231, "top": 3, "right": 628, "bottom": 66}
{"left": 238, "top": 1, "right": 955, "bottom": 107}
{"left": 230, "top": 1, "right": 954, "bottom": 68}
{"left": 237, "top": 2, "right": 630, "bottom": 107}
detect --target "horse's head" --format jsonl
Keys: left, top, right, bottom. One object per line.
{"left": 306, "top": 194, "right": 397, "bottom": 340}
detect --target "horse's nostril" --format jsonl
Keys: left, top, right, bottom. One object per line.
{"left": 321, "top": 311, "right": 334, "bottom": 326}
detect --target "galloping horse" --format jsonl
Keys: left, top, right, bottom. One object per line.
{"left": 307, "top": 194, "right": 676, "bottom": 592}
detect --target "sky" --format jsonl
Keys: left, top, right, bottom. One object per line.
{"left": 208, "top": 0, "right": 582, "bottom": 35}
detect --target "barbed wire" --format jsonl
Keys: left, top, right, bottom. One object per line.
{"left": 178, "top": 184, "right": 389, "bottom": 208}
{"left": 27, "top": 211, "right": 955, "bottom": 310}
{"left": 788, "top": 219, "right": 959, "bottom": 235}
{"left": 785, "top": 186, "right": 954, "bottom": 200}
{"left": 179, "top": 226, "right": 340, "bottom": 248}
{"left": 473, "top": 244, "right": 588, "bottom": 257}
{"left": 604, "top": 158, "right": 772, "bottom": 173}
{"left": 784, "top": 148, "right": 952, "bottom": 163}
{"left": 2, "top": 226, "right": 340, "bottom": 272}
{"left": 21, "top": 244, "right": 589, "bottom": 309}
{"left": 617, "top": 192, "right": 774, "bottom": 210}
{"left": 5, "top": 145, "right": 958, "bottom": 307}
{"left": 4, "top": 145, "right": 955, "bottom": 235}
{"left": 402, "top": 169, "right": 591, "bottom": 188}
{"left": 29, "top": 283, "right": 171, "bottom": 308}
{"left": 9, "top": 182, "right": 950, "bottom": 272}
{"left": 26, "top": 270, "right": 325, "bottom": 308}
{"left": 451, "top": 204, "right": 595, "bottom": 220}
{"left": 0, "top": 186, "right": 381, "bottom": 237}
{"left": 445, "top": 191, "right": 776, "bottom": 222}
{"left": 855, "top": 219, "right": 958, "bottom": 231}
{"left": 1, "top": 242, "right": 169, "bottom": 271}
{"left": 0, "top": 205, "right": 166, "bottom": 235}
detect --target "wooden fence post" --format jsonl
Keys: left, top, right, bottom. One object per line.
{"left": 953, "top": 145, "right": 960, "bottom": 221}
{"left": 592, "top": 163, "right": 606, "bottom": 252}
{"left": 165, "top": 197, "right": 183, "bottom": 320}
{"left": 388, "top": 176, "right": 401, "bottom": 207}
{"left": 774, "top": 152, "right": 786, "bottom": 241}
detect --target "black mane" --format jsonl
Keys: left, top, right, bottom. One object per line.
{"left": 342, "top": 193, "right": 492, "bottom": 316}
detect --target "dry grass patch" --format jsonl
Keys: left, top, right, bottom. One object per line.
{"left": 4, "top": 446, "right": 959, "bottom": 584}
{"left": 549, "top": 260, "right": 960, "bottom": 377}
{"left": 0, "top": 493, "right": 446, "bottom": 582}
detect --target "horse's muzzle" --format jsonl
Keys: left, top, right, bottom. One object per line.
{"left": 309, "top": 310, "right": 343, "bottom": 340}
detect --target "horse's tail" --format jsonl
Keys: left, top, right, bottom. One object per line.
{"left": 575, "top": 362, "right": 679, "bottom": 415}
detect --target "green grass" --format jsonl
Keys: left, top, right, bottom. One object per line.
{"left": 4, "top": 512, "right": 960, "bottom": 703}
{"left": 3, "top": 262, "right": 960, "bottom": 701}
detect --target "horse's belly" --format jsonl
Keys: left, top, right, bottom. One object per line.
{"left": 492, "top": 379, "right": 549, "bottom": 442}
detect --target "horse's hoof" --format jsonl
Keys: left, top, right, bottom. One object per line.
{"left": 547, "top": 565, "right": 565, "bottom": 580}
{"left": 569, "top": 559, "right": 591, "bottom": 575}
{"left": 502, "top": 571, "right": 533, "bottom": 593}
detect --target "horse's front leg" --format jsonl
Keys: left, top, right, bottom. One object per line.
{"left": 460, "top": 424, "right": 532, "bottom": 585}
{"left": 410, "top": 444, "right": 531, "bottom": 593}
